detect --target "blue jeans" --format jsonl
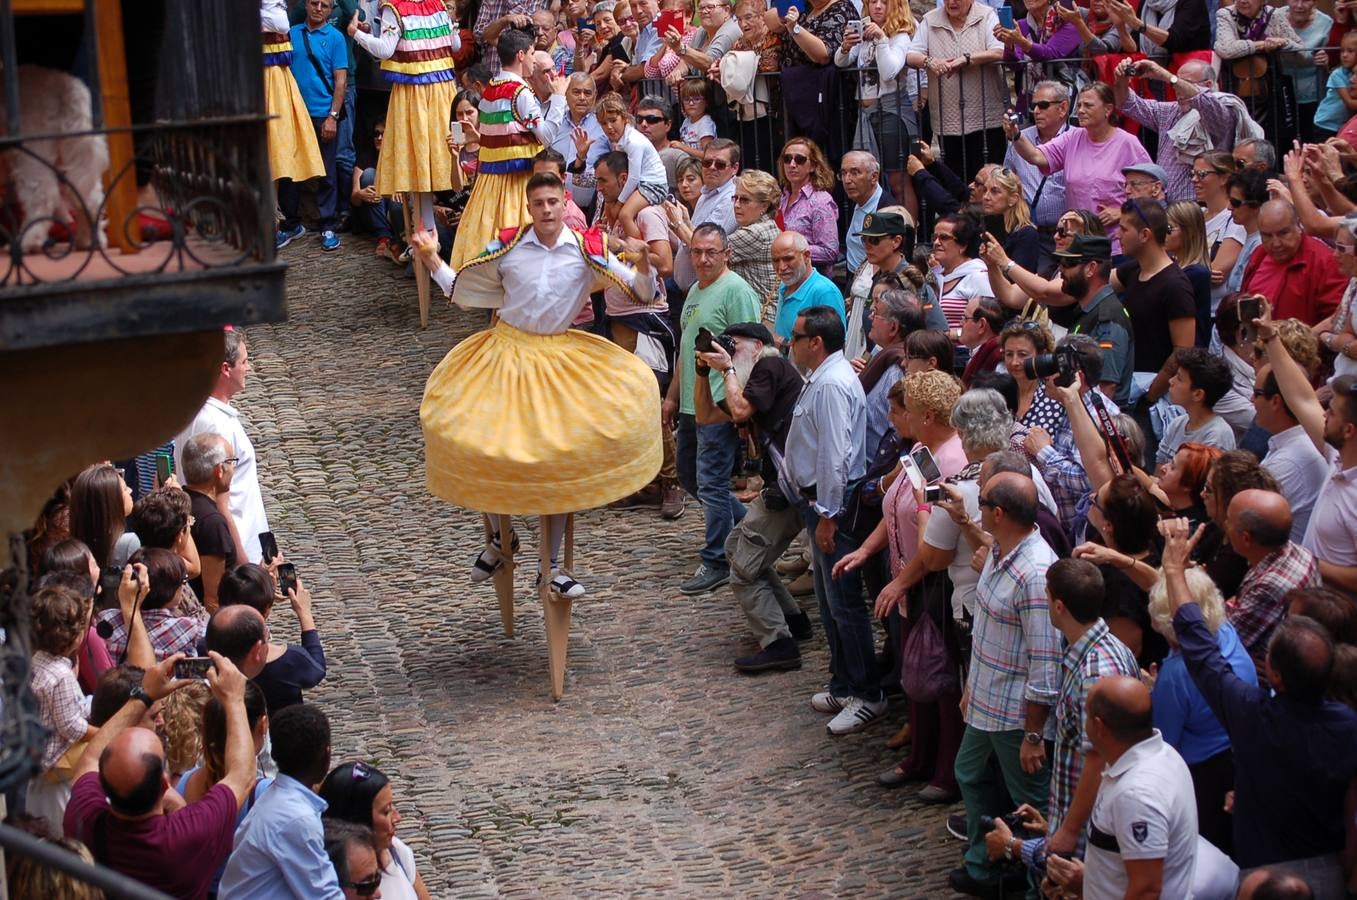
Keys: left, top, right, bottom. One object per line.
{"left": 675, "top": 414, "right": 744, "bottom": 569}
{"left": 335, "top": 81, "right": 357, "bottom": 216}
{"left": 279, "top": 116, "right": 339, "bottom": 231}
{"left": 801, "top": 503, "right": 880, "bottom": 702}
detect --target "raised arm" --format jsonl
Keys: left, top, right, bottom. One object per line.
{"left": 1258, "top": 315, "right": 1326, "bottom": 454}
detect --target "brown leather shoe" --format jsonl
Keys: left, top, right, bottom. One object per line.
{"left": 886, "top": 721, "right": 912, "bottom": 749}
{"left": 660, "top": 482, "right": 685, "bottom": 519}
{"left": 609, "top": 486, "right": 661, "bottom": 509}
{"left": 787, "top": 570, "right": 815, "bottom": 596}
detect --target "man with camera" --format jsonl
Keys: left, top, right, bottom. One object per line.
{"left": 694, "top": 322, "right": 809, "bottom": 672}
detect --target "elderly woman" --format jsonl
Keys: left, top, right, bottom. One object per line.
{"left": 777, "top": 137, "right": 839, "bottom": 272}
{"left": 1283, "top": 0, "right": 1334, "bottom": 142}
{"left": 661, "top": 0, "right": 739, "bottom": 76}
{"left": 932, "top": 210, "right": 994, "bottom": 332}
{"left": 728, "top": 169, "right": 782, "bottom": 321}
{"left": 1004, "top": 82, "right": 1150, "bottom": 250}
{"left": 1320, "top": 215, "right": 1357, "bottom": 381}
{"left": 905, "top": 0, "right": 1007, "bottom": 183}
{"left": 836, "top": 371, "right": 968, "bottom": 803}
{"left": 721, "top": 0, "right": 781, "bottom": 172}
{"left": 578, "top": 1, "right": 628, "bottom": 88}
{"left": 835, "top": 0, "right": 921, "bottom": 206}
{"left": 993, "top": 0, "right": 1083, "bottom": 108}
{"left": 94, "top": 548, "right": 205, "bottom": 661}
{"left": 980, "top": 168, "right": 1041, "bottom": 274}
{"left": 1214, "top": 0, "right": 1303, "bottom": 60}
{"left": 1148, "top": 566, "right": 1254, "bottom": 853}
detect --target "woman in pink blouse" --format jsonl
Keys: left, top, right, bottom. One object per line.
{"left": 777, "top": 137, "right": 840, "bottom": 273}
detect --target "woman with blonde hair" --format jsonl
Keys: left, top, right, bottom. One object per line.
{"left": 1165, "top": 199, "right": 1214, "bottom": 347}
{"left": 777, "top": 137, "right": 839, "bottom": 272}
{"left": 835, "top": 0, "right": 921, "bottom": 213}
{"left": 1147, "top": 565, "right": 1254, "bottom": 853}
{"left": 728, "top": 169, "right": 782, "bottom": 317}
{"left": 980, "top": 168, "right": 1040, "bottom": 274}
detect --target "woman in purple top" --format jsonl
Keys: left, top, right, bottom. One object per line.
{"left": 777, "top": 137, "right": 840, "bottom": 273}
{"left": 217, "top": 564, "right": 327, "bottom": 714}
{"left": 993, "top": 0, "right": 1084, "bottom": 111}
{"left": 1002, "top": 82, "right": 1150, "bottom": 252}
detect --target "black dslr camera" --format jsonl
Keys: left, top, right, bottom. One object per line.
{"left": 694, "top": 327, "right": 737, "bottom": 374}
{"left": 980, "top": 812, "right": 1025, "bottom": 833}
{"left": 1022, "top": 344, "right": 1080, "bottom": 388}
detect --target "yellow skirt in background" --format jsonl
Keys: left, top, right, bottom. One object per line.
{"left": 421, "top": 321, "right": 662, "bottom": 515}
{"left": 264, "top": 66, "right": 325, "bottom": 184}
{"left": 376, "top": 80, "right": 459, "bottom": 196}
{"left": 449, "top": 169, "right": 531, "bottom": 269}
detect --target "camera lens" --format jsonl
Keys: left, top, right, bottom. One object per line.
{"left": 1022, "top": 353, "right": 1059, "bottom": 381}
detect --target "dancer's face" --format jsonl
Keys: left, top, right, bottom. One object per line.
{"left": 528, "top": 184, "right": 567, "bottom": 243}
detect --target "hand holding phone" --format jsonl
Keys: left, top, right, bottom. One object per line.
{"left": 174, "top": 657, "right": 216, "bottom": 682}
{"left": 910, "top": 445, "right": 943, "bottom": 485}
{"left": 996, "top": 6, "right": 1015, "bottom": 29}
{"left": 259, "top": 532, "right": 279, "bottom": 565}
{"left": 1239, "top": 295, "right": 1263, "bottom": 344}
{"left": 450, "top": 121, "right": 466, "bottom": 145}
{"left": 276, "top": 563, "right": 298, "bottom": 598}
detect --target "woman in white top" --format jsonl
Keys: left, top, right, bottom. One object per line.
{"left": 320, "top": 762, "right": 432, "bottom": 900}
{"left": 834, "top": 0, "right": 921, "bottom": 215}
{"left": 1322, "top": 215, "right": 1357, "bottom": 381}
{"left": 1193, "top": 150, "right": 1246, "bottom": 319}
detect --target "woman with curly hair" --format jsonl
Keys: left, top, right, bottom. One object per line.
{"left": 999, "top": 319, "right": 1066, "bottom": 434}
{"left": 777, "top": 137, "right": 839, "bottom": 272}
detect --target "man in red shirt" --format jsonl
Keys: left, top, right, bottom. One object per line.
{"left": 1241, "top": 200, "right": 1345, "bottom": 326}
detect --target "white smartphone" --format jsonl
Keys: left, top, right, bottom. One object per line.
{"left": 450, "top": 121, "right": 466, "bottom": 144}
{"left": 911, "top": 445, "right": 943, "bottom": 485}
{"left": 901, "top": 454, "right": 924, "bottom": 491}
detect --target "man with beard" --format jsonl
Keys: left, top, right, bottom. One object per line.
{"left": 694, "top": 323, "right": 809, "bottom": 672}
{"left": 1062, "top": 235, "right": 1134, "bottom": 407}
{"left": 770, "top": 230, "right": 844, "bottom": 348}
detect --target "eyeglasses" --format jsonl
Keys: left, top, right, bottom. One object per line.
{"left": 1189, "top": 169, "right": 1220, "bottom": 181}
{"left": 345, "top": 873, "right": 382, "bottom": 897}
{"left": 682, "top": 95, "right": 704, "bottom": 104}
{"left": 615, "top": 14, "right": 636, "bottom": 22}
{"left": 1057, "top": 257, "right": 1086, "bottom": 268}
{"left": 932, "top": 232, "right": 957, "bottom": 244}
{"left": 977, "top": 495, "right": 999, "bottom": 510}
{"left": 221, "top": 456, "right": 239, "bottom": 467}
{"left": 1030, "top": 99, "right": 1060, "bottom": 111}
{"left": 636, "top": 114, "right": 667, "bottom": 124}
{"left": 690, "top": 247, "right": 727, "bottom": 258}
{"left": 1055, "top": 226, "right": 1071, "bottom": 238}
{"left": 351, "top": 761, "right": 374, "bottom": 781}
{"left": 1124, "top": 179, "right": 1156, "bottom": 190}
{"left": 1338, "top": 243, "right": 1357, "bottom": 254}
{"left": 733, "top": 194, "right": 757, "bottom": 204}
{"left": 702, "top": 158, "right": 731, "bottom": 169}
{"left": 782, "top": 153, "right": 809, "bottom": 166}
{"left": 1165, "top": 223, "right": 1178, "bottom": 234}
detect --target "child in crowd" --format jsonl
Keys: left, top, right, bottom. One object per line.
{"left": 1315, "top": 30, "right": 1357, "bottom": 140}
{"left": 1156, "top": 347, "right": 1237, "bottom": 466}
{"left": 593, "top": 94, "right": 669, "bottom": 238}
{"left": 676, "top": 80, "right": 717, "bottom": 157}
{"left": 27, "top": 582, "right": 98, "bottom": 833}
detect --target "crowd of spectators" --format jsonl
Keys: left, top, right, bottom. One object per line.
{"left": 15, "top": 0, "right": 1357, "bottom": 896}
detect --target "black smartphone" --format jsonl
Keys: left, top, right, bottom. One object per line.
{"left": 276, "top": 563, "right": 298, "bottom": 597}
{"left": 925, "top": 484, "right": 943, "bottom": 503}
{"left": 258, "top": 531, "right": 279, "bottom": 565}
{"left": 911, "top": 445, "right": 943, "bottom": 484}
{"left": 695, "top": 326, "right": 716, "bottom": 353}
{"left": 174, "top": 657, "right": 215, "bottom": 681}
{"left": 1239, "top": 296, "right": 1262, "bottom": 344}
{"left": 155, "top": 453, "right": 173, "bottom": 486}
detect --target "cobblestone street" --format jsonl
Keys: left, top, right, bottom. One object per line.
{"left": 244, "top": 235, "right": 968, "bottom": 897}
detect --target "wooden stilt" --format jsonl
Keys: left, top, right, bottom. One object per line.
{"left": 541, "top": 516, "right": 572, "bottom": 701}
{"left": 405, "top": 192, "right": 431, "bottom": 329}
{"left": 563, "top": 513, "right": 574, "bottom": 572}
{"left": 482, "top": 514, "right": 514, "bottom": 637}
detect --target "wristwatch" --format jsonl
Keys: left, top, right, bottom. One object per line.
{"left": 1023, "top": 731, "right": 1042, "bottom": 745}
{"left": 329, "top": 110, "right": 341, "bottom": 120}
{"left": 128, "top": 686, "right": 153, "bottom": 707}
{"left": 723, "top": 366, "right": 737, "bottom": 379}
{"left": 790, "top": 23, "right": 803, "bottom": 36}
{"left": 1168, "top": 75, "right": 1179, "bottom": 87}
{"left": 963, "top": 51, "right": 972, "bottom": 66}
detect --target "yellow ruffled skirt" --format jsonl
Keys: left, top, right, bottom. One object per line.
{"left": 421, "top": 321, "right": 662, "bottom": 515}
{"left": 376, "top": 80, "right": 459, "bottom": 196}
{"left": 449, "top": 168, "right": 532, "bottom": 269}
{"left": 264, "top": 65, "right": 325, "bottom": 184}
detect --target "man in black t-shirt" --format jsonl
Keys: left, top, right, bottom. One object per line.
{"left": 1109, "top": 199, "right": 1196, "bottom": 454}
{"left": 181, "top": 433, "right": 239, "bottom": 611}
{"left": 694, "top": 323, "right": 808, "bottom": 673}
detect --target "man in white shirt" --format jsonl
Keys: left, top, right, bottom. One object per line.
{"left": 1079, "top": 675, "right": 1197, "bottom": 900}
{"left": 669, "top": 139, "right": 740, "bottom": 292}
{"left": 174, "top": 328, "right": 268, "bottom": 564}
{"left": 1254, "top": 364, "right": 1329, "bottom": 541}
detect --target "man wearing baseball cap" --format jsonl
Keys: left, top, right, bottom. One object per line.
{"left": 1121, "top": 163, "right": 1168, "bottom": 204}
{"left": 1058, "top": 235, "right": 1134, "bottom": 406}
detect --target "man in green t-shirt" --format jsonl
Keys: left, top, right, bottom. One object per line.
{"left": 663, "top": 223, "right": 761, "bottom": 595}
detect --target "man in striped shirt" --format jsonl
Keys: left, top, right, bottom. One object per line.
{"left": 950, "top": 470, "right": 1062, "bottom": 897}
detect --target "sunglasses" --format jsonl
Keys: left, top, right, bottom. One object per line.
{"left": 1057, "top": 257, "right": 1086, "bottom": 268}
{"left": 863, "top": 234, "right": 894, "bottom": 245}
{"left": 790, "top": 331, "right": 811, "bottom": 342}
{"left": 636, "top": 114, "right": 667, "bottom": 124}
{"left": 1189, "top": 169, "right": 1222, "bottom": 181}
{"left": 1030, "top": 99, "right": 1060, "bottom": 110}
{"left": 978, "top": 495, "right": 999, "bottom": 510}
{"left": 1229, "top": 196, "right": 1259, "bottom": 208}
{"left": 1055, "top": 226, "right": 1071, "bottom": 238}
{"left": 782, "top": 153, "right": 809, "bottom": 165}
{"left": 345, "top": 873, "right": 382, "bottom": 897}
{"left": 702, "top": 158, "right": 731, "bottom": 169}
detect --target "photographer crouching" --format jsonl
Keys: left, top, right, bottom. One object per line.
{"left": 694, "top": 323, "right": 809, "bottom": 673}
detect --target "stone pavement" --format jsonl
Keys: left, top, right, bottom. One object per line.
{"left": 243, "top": 234, "right": 974, "bottom": 897}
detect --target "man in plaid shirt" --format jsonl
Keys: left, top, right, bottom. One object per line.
{"left": 949, "top": 471, "right": 1063, "bottom": 897}
{"left": 1225, "top": 488, "right": 1320, "bottom": 660}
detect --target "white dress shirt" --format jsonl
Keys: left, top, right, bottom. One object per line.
{"left": 174, "top": 397, "right": 270, "bottom": 563}
{"left": 1262, "top": 424, "right": 1330, "bottom": 542}
{"left": 674, "top": 178, "right": 738, "bottom": 290}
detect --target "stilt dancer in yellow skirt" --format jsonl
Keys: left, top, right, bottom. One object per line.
{"left": 261, "top": 0, "right": 324, "bottom": 184}
{"left": 412, "top": 173, "right": 663, "bottom": 697}
{"left": 447, "top": 29, "right": 570, "bottom": 270}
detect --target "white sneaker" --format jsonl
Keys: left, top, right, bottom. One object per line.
{"left": 826, "top": 697, "right": 887, "bottom": 735}
{"left": 811, "top": 690, "right": 851, "bottom": 714}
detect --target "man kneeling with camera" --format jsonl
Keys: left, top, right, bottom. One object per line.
{"left": 694, "top": 322, "right": 809, "bottom": 672}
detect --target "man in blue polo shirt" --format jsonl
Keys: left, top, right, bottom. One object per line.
{"left": 280, "top": 0, "right": 348, "bottom": 252}
{"left": 771, "top": 230, "right": 845, "bottom": 347}
{"left": 289, "top": 0, "right": 362, "bottom": 231}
